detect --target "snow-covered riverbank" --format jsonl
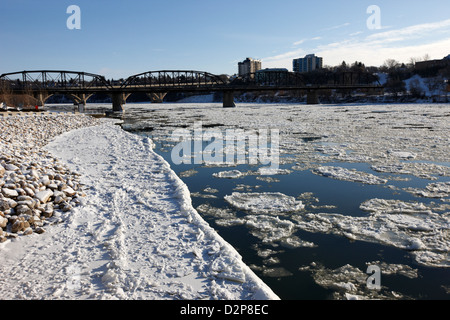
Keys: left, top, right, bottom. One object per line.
{"left": 0, "top": 114, "right": 279, "bottom": 300}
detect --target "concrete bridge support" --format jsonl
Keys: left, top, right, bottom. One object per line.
{"left": 223, "top": 91, "right": 236, "bottom": 108}
{"left": 112, "top": 92, "right": 128, "bottom": 112}
{"left": 34, "top": 92, "right": 50, "bottom": 107}
{"left": 147, "top": 92, "right": 167, "bottom": 104}
{"left": 71, "top": 93, "right": 93, "bottom": 106}
{"left": 307, "top": 90, "right": 319, "bottom": 105}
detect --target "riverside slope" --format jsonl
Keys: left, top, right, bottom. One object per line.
{"left": 1, "top": 119, "right": 279, "bottom": 300}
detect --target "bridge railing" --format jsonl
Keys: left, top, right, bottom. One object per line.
{"left": 230, "top": 70, "right": 380, "bottom": 88}
{"left": 231, "top": 71, "right": 306, "bottom": 87}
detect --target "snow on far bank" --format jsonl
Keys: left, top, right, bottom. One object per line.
{"left": 0, "top": 119, "right": 279, "bottom": 300}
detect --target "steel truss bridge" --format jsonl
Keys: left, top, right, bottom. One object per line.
{"left": 0, "top": 70, "right": 383, "bottom": 111}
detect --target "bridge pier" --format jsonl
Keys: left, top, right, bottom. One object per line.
{"left": 112, "top": 92, "right": 126, "bottom": 112}
{"left": 223, "top": 91, "right": 236, "bottom": 108}
{"left": 306, "top": 90, "right": 319, "bottom": 105}
{"left": 71, "top": 93, "right": 93, "bottom": 106}
{"left": 34, "top": 92, "right": 49, "bottom": 107}
{"left": 147, "top": 92, "right": 167, "bottom": 104}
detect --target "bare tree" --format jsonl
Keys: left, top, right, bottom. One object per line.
{"left": 383, "top": 59, "right": 401, "bottom": 71}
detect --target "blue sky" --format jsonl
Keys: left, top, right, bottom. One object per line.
{"left": 1, "top": 0, "right": 449, "bottom": 79}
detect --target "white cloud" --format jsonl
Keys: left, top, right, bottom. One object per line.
{"left": 349, "top": 31, "right": 364, "bottom": 37}
{"left": 293, "top": 39, "right": 306, "bottom": 46}
{"left": 366, "top": 19, "right": 450, "bottom": 43}
{"left": 263, "top": 49, "right": 305, "bottom": 64}
{"left": 293, "top": 37, "right": 322, "bottom": 47}
{"left": 321, "top": 22, "right": 351, "bottom": 31}
{"left": 316, "top": 37, "right": 450, "bottom": 67}
{"left": 262, "top": 19, "right": 450, "bottom": 70}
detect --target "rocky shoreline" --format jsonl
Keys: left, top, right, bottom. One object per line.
{"left": 0, "top": 113, "right": 102, "bottom": 242}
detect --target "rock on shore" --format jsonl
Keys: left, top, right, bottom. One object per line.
{"left": 0, "top": 113, "right": 101, "bottom": 242}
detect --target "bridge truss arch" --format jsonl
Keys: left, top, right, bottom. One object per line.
{"left": 0, "top": 70, "right": 111, "bottom": 91}
{"left": 121, "top": 70, "right": 227, "bottom": 90}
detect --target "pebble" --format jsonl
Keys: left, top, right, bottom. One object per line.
{"left": 0, "top": 113, "right": 101, "bottom": 241}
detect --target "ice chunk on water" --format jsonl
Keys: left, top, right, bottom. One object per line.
{"left": 371, "top": 164, "right": 412, "bottom": 175}
{"left": 213, "top": 170, "right": 246, "bottom": 179}
{"left": 257, "top": 167, "right": 292, "bottom": 176}
{"left": 313, "top": 166, "right": 388, "bottom": 185}
{"left": 262, "top": 267, "right": 293, "bottom": 278}
{"left": 245, "top": 215, "right": 297, "bottom": 245}
{"left": 366, "top": 261, "right": 418, "bottom": 279}
{"left": 387, "top": 150, "right": 417, "bottom": 159}
{"left": 360, "top": 199, "right": 432, "bottom": 215}
{"left": 405, "top": 181, "right": 450, "bottom": 199}
{"left": 280, "top": 236, "right": 317, "bottom": 249}
{"left": 224, "top": 192, "right": 305, "bottom": 214}
{"left": 196, "top": 203, "right": 236, "bottom": 219}
{"left": 301, "top": 263, "right": 412, "bottom": 300}
{"left": 293, "top": 200, "right": 450, "bottom": 268}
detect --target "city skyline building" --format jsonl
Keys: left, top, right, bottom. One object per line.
{"left": 238, "top": 57, "right": 262, "bottom": 77}
{"left": 293, "top": 54, "right": 323, "bottom": 73}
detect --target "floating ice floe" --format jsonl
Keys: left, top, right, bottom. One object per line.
{"left": 213, "top": 170, "right": 246, "bottom": 179}
{"left": 179, "top": 169, "right": 198, "bottom": 178}
{"left": 370, "top": 261, "right": 418, "bottom": 279}
{"left": 293, "top": 199, "right": 450, "bottom": 268}
{"left": 209, "top": 202, "right": 314, "bottom": 248}
{"left": 405, "top": 181, "right": 450, "bottom": 199}
{"left": 196, "top": 203, "right": 236, "bottom": 219}
{"left": 300, "top": 262, "right": 417, "bottom": 300}
{"left": 226, "top": 214, "right": 315, "bottom": 248}
{"left": 224, "top": 192, "right": 305, "bottom": 214}
{"left": 261, "top": 267, "right": 293, "bottom": 278}
{"left": 360, "top": 198, "right": 433, "bottom": 215}
{"left": 372, "top": 163, "right": 449, "bottom": 180}
{"left": 315, "top": 145, "right": 347, "bottom": 157}
{"left": 371, "top": 164, "right": 412, "bottom": 175}
{"left": 190, "top": 192, "right": 217, "bottom": 199}
{"left": 313, "top": 166, "right": 388, "bottom": 185}
{"left": 257, "top": 167, "right": 292, "bottom": 176}
{"left": 203, "top": 187, "right": 219, "bottom": 194}
{"left": 256, "top": 176, "right": 280, "bottom": 183}
{"left": 387, "top": 150, "right": 417, "bottom": 159}
{"left": 245, "top": 215, "right": 297, "bottom": 245}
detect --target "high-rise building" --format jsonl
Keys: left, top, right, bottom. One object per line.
{"left": 238, "top": 58, "right": 262, "bottom": 76}
{"left": 293, "top": 54, "right": 323, "bottom": 73}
